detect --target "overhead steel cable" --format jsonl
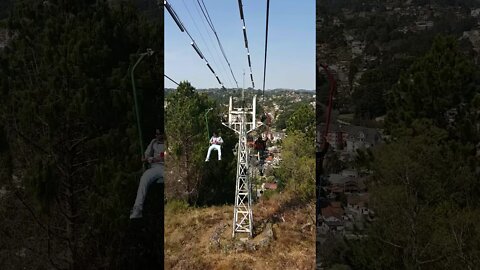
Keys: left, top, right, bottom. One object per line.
{"left": 164, "top": 0, "right": 185, "bottom": 32}
{"left": 195, "top": 0, "right": 235, "bottom": 89}
{"left": 191, "top": 0, "right": 234, "bottom": 89}
{"left": 237, "top": 0, "right": 255, "bottom": 89}
{"left": 196, "top": 0, "right": 239, "bottom": 89}
{"left": 164, "top": 0, "right": 225, "bottom": 88}
{"left": 182, "top": 0, "right": 224, "bottom": 84}
{"left": 198, "top": 0, "right": 214, "bottom": 30}
{"left": 261, "top": 0, "right": 270, "bottom": 104}
{"left": 164, "top": 74, "right": 179, "bottom": 86}
{"left": 181, "top": 0, "right": 226, "bottom": 86}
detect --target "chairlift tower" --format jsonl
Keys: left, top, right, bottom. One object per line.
{"left": 223, "top": 95, "right": 262, "bottom": 238}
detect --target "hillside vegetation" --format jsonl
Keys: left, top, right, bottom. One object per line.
{"left": 165, "top": 193, "right": 315, "bottom": 270}
{"left": 165, "top": 82, "right": 316, "bottom": 269}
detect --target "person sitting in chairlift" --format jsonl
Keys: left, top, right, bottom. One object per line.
{"left": 130, "top": 129, "right": 165, "bottom": 219}
{"left": 205, "top": 132, "right": 223, "bottom": 161}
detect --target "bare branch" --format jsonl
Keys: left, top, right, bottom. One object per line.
{"left": 14, "top": 190, "right": 48, "bottom": 233}
{"left": 377, "top": 236, "right": 403, "bottom": 249}
{"left": 47, "top": 222, "right": 62, "bottom": 270}
{"left": 73, "top": 186, "right": 89, "bottom": 196}
{"left": 12, "top": 125, "right": 51, "bottom": 157}
{"left": 35, "top": 114, "right": 50, "bottom": 129}
{"left": 417, "top": 255, "right": 445, "bottom": 265}
{"left": 68, "top": 136, "right": 90, "bottom": 152}
{"left": 72, "top": 159, "right": 98, "bottom": 169}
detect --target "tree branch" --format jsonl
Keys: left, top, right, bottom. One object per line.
{"left": 68, "top": 136, "right": 89, "bottom": 152}
{"left": 47, "top": 222, "right": 62, "bottom": 270}
{"left": 14, "top": 190, "right": 48, "bottom": 233}
{"left": 12, "top": 125, "right": 51, "bottom": 157}
{"left": 72, "top": 159, "right": 98, "bottom": 169}
{"left": 377, "top": 236, "right": 403, "bottom": 249}
{"left": 417, "top": 255, "right": 445, "bottom": 265}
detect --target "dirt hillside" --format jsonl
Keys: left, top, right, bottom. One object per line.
{"left": 165, "top": 193, "right": 316, "bottom": 270}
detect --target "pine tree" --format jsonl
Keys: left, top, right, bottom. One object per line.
{"left": 348, "top": 36, "right": 480, "bottom": 270}
{"left": 385, "top": 36, "right": 480, "bottom": 146}
{"left": 286, "top": 103, "right": 316, "bottom": 139}
{"left": 165, "top": 81, "right": 236, "bottom": 205}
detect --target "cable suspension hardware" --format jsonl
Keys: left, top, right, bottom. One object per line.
{"left": 164, "top": 0, "right": 185, "bottom": 32}
{"left": 237, "top": 0, "right": 255, "bottom": 89}
{"left": 191, "top": 42, "right": 205, "bottom": 59}
{"left": 165, "top": 0, "right": 225, "bottom": 88}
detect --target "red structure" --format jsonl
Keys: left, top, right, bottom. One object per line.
{"left": 319, "top": 63, "right": 337, "bottom": 139}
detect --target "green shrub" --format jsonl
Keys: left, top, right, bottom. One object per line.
{"left": 166, "top": 199, "right": 189, "bottom": 213}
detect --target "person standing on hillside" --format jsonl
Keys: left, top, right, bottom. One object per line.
{"left": 254, "top": 134, "right": 269, "bottom": 176}
{"left": 254, "top": 134, "right": 268, "bottom": 160}
{"left": 205, "top": 132, "right": 223, "bottom": 161}
{"left": 130, "top": 129, "right": 165, "bottom": 219}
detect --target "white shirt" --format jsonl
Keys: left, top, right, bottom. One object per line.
{"left": 209, "top": 136, "right": 223, "bottom": 145}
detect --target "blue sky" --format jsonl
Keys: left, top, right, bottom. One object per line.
{"left": 164, "top": 0, "right": 315, "bottom": 90}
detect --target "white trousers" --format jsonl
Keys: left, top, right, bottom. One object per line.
{"left": 132, "top": 164, "right": 164, "bottom": 210}
{"left": 206, "top": 144, "right": 221, "bottom": 160}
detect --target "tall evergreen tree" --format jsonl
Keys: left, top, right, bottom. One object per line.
{"left": 385, "top": 36, "right": 480, "bottom": 146}
{"left": 286, "top": 103, "right": 316, "bottom": 140}
{"left": 165, "top": 81, "right": 236, "bottom": 205}
{"left": 350, "top": 126, "right": 480, "bottom": 269}
{"left": 348, "top": 36, "right": 480, "bottom": 270}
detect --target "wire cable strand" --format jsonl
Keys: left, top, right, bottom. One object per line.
{"left": 165, "top": 74, "right": 179, "bottom": 86}
{"left": 192, "top": 0, "right": 234, "bottom": 89}
{"left": 164, "top": 0, "right": 225, "bottom": 87}
{"left": 197, "top": 0, "right": 239, "bottom": 89}
{"left": 237, "top": 0, "right": 255, "bottom": 89}
{"left": 261, "top": 0, "right": 270, "bottom": 103}
{"left": 181, "top": 0, "right": 223, "bottom": 84}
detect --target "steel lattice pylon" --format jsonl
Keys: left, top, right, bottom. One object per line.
{"left": 223, "top": 96, "right": 260, "bottom": 238}
{"left": 233, "top": 113, "right": 252, "bottom": 236}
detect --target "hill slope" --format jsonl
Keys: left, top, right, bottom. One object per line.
{"left": 165, "top": 193, "right": 316, "bottom": 270}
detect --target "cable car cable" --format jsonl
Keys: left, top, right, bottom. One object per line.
{"left": 192, "top": 1, "right": 234, "bottom": 88}
{"left": 237, "top": 0, "right": 255, "bottom": 88}
{"left": 164, "top": 74, "right": 179, "bottom": 86}
{"left": 197, "top": 0, "right": 239, "bottom": 89}
{"left": 181, "top": 0, "right": 225, "bottom": 85}
{"left": 261, "top": 0, "right": 270, "bottom": 104}
{"left": 164, "top": 0, "right": 225, "bottom": 87}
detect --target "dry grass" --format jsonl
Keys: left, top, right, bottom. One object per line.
{"left": 165, "top": 193, "right": 316, "bottom": 270}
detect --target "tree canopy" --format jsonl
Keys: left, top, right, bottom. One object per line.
{"left": 386, "top": 36, "right": 480, "bottom": 146}
{"left": 346, "top": 36, "right": 480, "bottom": 269}
{"left": 286, "top": 103, "right": 316, "bottom": 139}
{"left": 165, "top": 81, "right": 236, "bottom": 206}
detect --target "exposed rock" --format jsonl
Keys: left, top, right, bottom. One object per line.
{"left": 209, "top": 223, "right": 228, "bottom": 249}
{"left": 301, "top": 222, "right": 314, "bottom": 232}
